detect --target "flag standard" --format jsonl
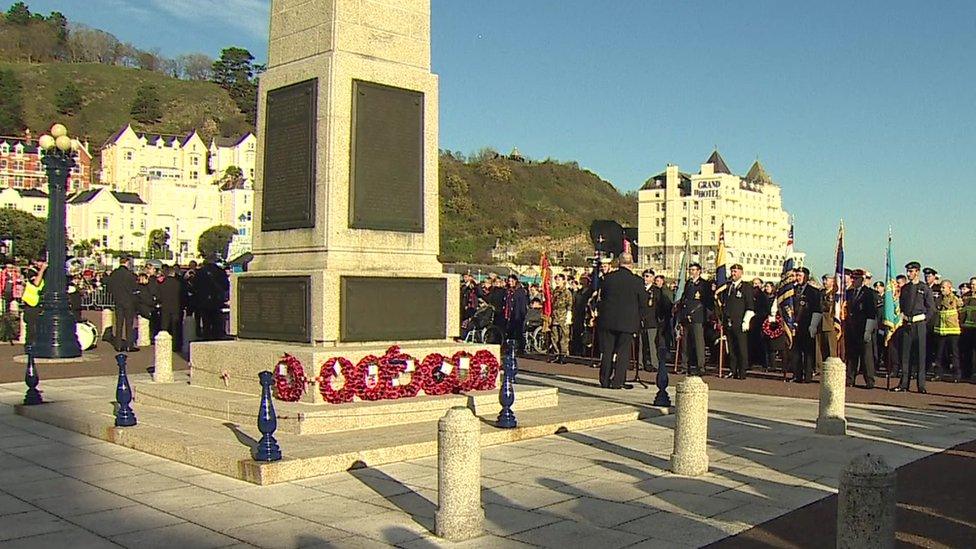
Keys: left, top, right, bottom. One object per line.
{"left": 714, "top": 224, "right": 728, "bottom": 307}
{"left": 540, "top": 251, "right": 553, "bottom": 319}
{"left": 833, "top": 221, "right": 846, "bottom": 359}
{"left": 882, "top": 230, "right": 901, "bottom": 343}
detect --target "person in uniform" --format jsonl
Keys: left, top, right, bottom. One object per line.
{"left": 596, "top": 253, "right": 648, "bottom": 389}
{"left": 719, "top": 264, "right": 755, "bottom": 380}
{"left": 818, "top": 274, "right": 839, "bottom": 361}
{"left": 959, "top": 282, "right": 976, "bottom": 381}
{"left": 678, "top": 263, "right": 713, "bottom": 376}
{"left": 789, "top": 267, "right": 822, "bottom": 383}
{"left": 638, "top": 269, "right": 665, "bottom": 372}
{"left": 844, "top": 269, "right": 877, "bottom": 388}
{"left": 548, "top": 273, "right": 573, "bottom": 364}
{"left": 893, "top": 262, "right": 935, "bottom": 393}
{"left": 923, "top": 267, "right": 941, "bottom": 373}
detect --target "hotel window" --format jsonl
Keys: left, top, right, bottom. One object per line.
{"left": 711, "top": 232, "right": 716, "bottom": 240}
{"left": 655, "top": 219, "right": 661, "bottom": 227}
{"left": 0, "top": 159, "right": 5, "bottom": 168}
{"left": 710, "top": 216, "right": 716, "bottom": 224}
{"left": 682, "top": 217, "right": 687, "bottom": 226}
{"left": 694, "top": 202, "right": 699, "bottom": 210}
{"left": 125, "top": 151, "right": 133, "bottom": 161}
{"left": 710, "top": 202, "right": 716, "bottom": 209}
{"left": 192, "top": 156, "right": 200, "bottom": 166}
{"left": 15, "top": 161, "right": 24, "bottom": 170}
{"left": 33, "top": 205, "right": 44, "bottom": 214}
{"left": 191, "top": 171, "right": 199, "bottom": 180}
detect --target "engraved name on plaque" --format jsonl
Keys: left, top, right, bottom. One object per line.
{"left": 261, "top": 79, "right": 317, "bottom": 231}
{"left": 349, "top": 80, "right": 424, "bottom": 233}
{"left": 237, "top": 277, "right": 312, "bottom": 343}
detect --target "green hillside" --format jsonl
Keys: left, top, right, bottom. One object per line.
{"left": 1, "top": 61, "right": 248, "bottom": 147}
{"left": 439, "top": 153, "right": 636, "bottom": 263}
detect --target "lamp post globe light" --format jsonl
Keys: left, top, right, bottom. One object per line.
{"left": 34, "top": 123, "right": 82, "bottom": 359}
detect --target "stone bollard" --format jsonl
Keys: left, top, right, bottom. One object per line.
{"left": 114, "top": 354, "right": 137, "bottom": 427}
{"left": 17, "top": 311, "right": 26, "bottom": 344}
{"left": 671, "top": 376, "right": 709, "bottom": 476}
{"left": 153, "top": 331, "right": 173, "bottom": 383}
{"left": 435, "top": 406, "right": 484, "bottom": 541}
{"left": 837, "top": 453, "right": 896, "bottom": 549}
{"left": 137, "top": 316, "right": 151, "bottom": 347}
{"left": 100, "top": 308, "right": 113, "bottom": 337}
{"left": 817, "top": 357, "right": 847, "bottom": 435}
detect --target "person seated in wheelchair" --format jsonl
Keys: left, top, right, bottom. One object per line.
{"left": 525, "top": 298, "right": 544, "bottom": 329}
{"left": 461, "top": 299, "right": 495, "bottom": 339}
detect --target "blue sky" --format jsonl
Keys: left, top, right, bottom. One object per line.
{"left": 17, "top": 0, "right": 976, "bottom": 281}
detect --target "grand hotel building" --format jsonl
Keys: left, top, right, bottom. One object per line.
{"left": 637, "top": 151, "right": 803, "bottom": 281}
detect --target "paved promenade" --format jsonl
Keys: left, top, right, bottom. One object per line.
{"left": 0, "top": 372, "right": 973, "bottom": 548}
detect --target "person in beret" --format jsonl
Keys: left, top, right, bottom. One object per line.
{"left": 893, "top": 261, "right": 935, "bottom": 393}
{"left": 677, "top": 262, "right": 713, "bottom": 376}
{"left": 844, "top": 269, "right": 877, "bottom": 388}
{"left": 789, "top": 267, "right": 822, "bottom": 383}
{"left": 719, "top": 264, "right": 755, "bottom": 379}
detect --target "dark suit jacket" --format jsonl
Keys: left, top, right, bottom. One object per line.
{"left": 157, "top": 276, "right": 183, "bottom": 315}
{"left": 640, "top": 285, "right": 668, "bottom": 329}
{"left": 792, "top": 283, "right": 822, "bottom": 330}
{"left": 597, "top": 267, "right": 648, "bottom": 333}
{"left": 720, "top": 280, "right": 755, "bottom": 326}
{"left": 844, "top": 285, "right": 877, "bottom": 333}
{"left": 679, "top": 278, "right": 713, "bottom": 324}
{"left": 105, "top": 265, "right": 137, "bottom": 310}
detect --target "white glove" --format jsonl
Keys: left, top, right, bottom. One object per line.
{"left": 768, "top": 314, "right": 776, "bottom": 322}
{"left": 742, "top": 310, "right": 755, "bottom": 332}
{"left": 864, "top": 318, "right": 877, "bottom": 343}
{"left": 809, "top": 312, "right": 822, "bottom": 338}
{"left": 900, "top": 313, "right": 908, "bottom": 322}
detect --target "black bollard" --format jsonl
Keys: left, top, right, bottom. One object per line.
{"left": 114, "top": 353, "right": 137, "bottom": 427}
{"left": 23, "top": 344, "right": 43, "bottom": 405}
{"left": 255, "top": 371, "right": 282, "bottom": 461}
{"left": 496, "top": 342, "right": 517, "bottom": 428}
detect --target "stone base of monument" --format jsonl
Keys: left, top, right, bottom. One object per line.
{"left": 188, "top": 339, "right": 495, "bottom": 403}
{"left": 14, "top": 373, "right": 665, "bottom": 484}
{"left": 133, "top": 382, "right": 558, "bottom": 435}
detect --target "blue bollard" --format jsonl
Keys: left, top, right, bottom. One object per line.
{"left": 496, "top": 344, "right": 517, "bottom": 428}
{"left": 255, "top": 371, "right": 282, "bottom": 461}
{"left": 114, "top": 353, "right": 137, "bottom": 427}
{"left": 23, "top": 344, "right": 43, "bottom": 405}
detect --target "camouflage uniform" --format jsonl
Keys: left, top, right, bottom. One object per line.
{"left": 550, "top": 286, "right": 573, "bottom": 357}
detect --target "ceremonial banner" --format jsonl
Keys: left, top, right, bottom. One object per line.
{"left": 833, "top": 221, "right": 846, "bottom": 358}
{"left": 714, "top": 224, "right": 728, "bottom": 307}
{"left": 774, "top": 224, "right": 797, "bottom": 345}
{"left": 540, "top": 251, "right": 553, "bottom": 318}
{"left": 883, "top": 230, "right": 901, "bottom": 343}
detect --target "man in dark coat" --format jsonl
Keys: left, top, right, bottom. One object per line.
{"left": 678, "top": 263, "right": 713, "bottom": 376}
{"left": 194, "top": 257, "right": 229, "bottom": 341}
{"left": 503, "top": 275, "right": 529, "bottom": 352}
{"left": 789, "top": 267, "right": 822, "bottom": 383}
{"left": 893, "top": 261, "right": 936, "bottom": 393}
{"left": 156, "top": 265, "right": 183, "bottom": 351}
{"left": 106, "top": 257, "right": 138, "bottom": 352}
{"left": 845, "top": 269, "right": 877, "bottom": 388}
{"left": 639, "top": 269, "right": 667, "bottom": 372}
{"left": 596, "top": 253, "right": 649, "bottom": 389}
{"left": 719, "top": 264, "right": 755, "bottom": 380}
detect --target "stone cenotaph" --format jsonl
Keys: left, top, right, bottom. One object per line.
{"left": 190, "top": 0, "right": 494, "bottom": 400}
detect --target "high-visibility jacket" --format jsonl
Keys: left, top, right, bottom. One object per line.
{"left": 22, "top": 279, "right": 44, "bottom": 307}
{"left": 935, "top": 293, "right": 962, "bottom": 336}
{"left": 961, "top": 296, "right": 976, "bottom": 329}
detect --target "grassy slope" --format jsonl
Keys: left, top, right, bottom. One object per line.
{"left": 439, "top": 155, "right": 636, "bottom": 262}
{"left": 1, "top": 61, "right": 247, "bottom": 148}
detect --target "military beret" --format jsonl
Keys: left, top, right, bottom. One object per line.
{"left": 730, "top": 263, "right": 743, "bottom": 270}
{"left": 851, "top": 268, "right": 866, "bottom": 277}
{"left": 905, "top": 261, "right": 921, "bottom": 270}
{"left": 689, "top": 262, "right": 702, "bottom": 269}
{"left": 923, "top": 267, "right": 937, "bottom": 275}
{"left": 843, "top": 268, "right": 852, "bottom": 275}
{"left": 797, "top": 267, "right": 810, "bottom": 276}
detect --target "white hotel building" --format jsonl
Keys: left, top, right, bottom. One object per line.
{"left": 637, "top": 151, "right": 803, "bottom": 281}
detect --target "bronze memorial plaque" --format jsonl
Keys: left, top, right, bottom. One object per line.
{"left": 262, "top": 79, "right": 317, "bottom": 231}
{"left": 238, "top": 277, "right": 311, "bottom": 343}
{"left": 349, "top": 80, "right": 424, "bottom": 233}
{"left": 340, "top": 277, "right": 446, "bottom": 342}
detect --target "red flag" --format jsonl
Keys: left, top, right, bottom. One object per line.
{"left": 540, "top": 251, "right": 553, "bottom": 317}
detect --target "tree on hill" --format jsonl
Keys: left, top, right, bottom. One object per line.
{"left": 197, "top": 224, "right": 237, "bottom": 260}
{"left": 212, "top": 47, "right": 262, "bottom": 126}
{"left": 55, "top": 81, "right": 82, "bottom": 115}
{"left": 4, "top": 2, "right": 31, "bottom": 25}
{"left": 0, "top": 3, "right": 67, "bottom": 62}
{"left": 130, "top": 84, "right": 162, "bottom": 124}
{"left": 176, "top": 53, "right": 213, "bottom": 81}
{"left": 0, "top": 208, "right": 45, "bottom": 262}
{"left": 0, "top": 69, "right": 25, "bottom": 135}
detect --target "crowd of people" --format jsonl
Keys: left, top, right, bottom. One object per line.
{"left": 0, "top": 255, "right": 231, "bottom": 352}
{"left": 459, "top": 255, "right": 976, "bottom": 393}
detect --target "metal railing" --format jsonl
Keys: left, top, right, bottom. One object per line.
{"left": 79, "top": 286, "right": 115, "bottom": 310}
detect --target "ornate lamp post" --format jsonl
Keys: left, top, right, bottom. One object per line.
{"left": 33, "top": 124, "right": 82, "bottom": 358}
